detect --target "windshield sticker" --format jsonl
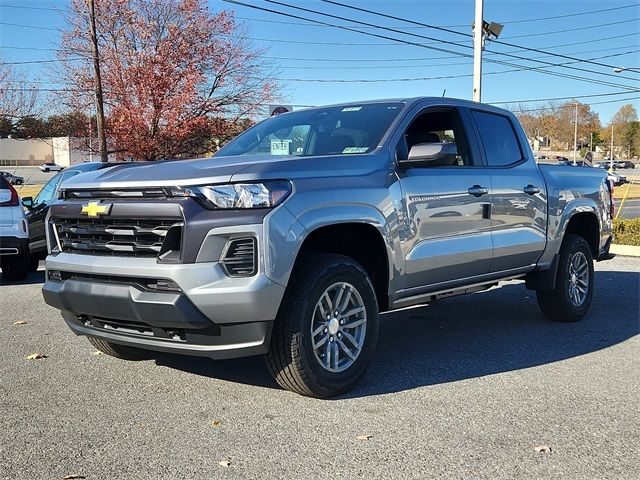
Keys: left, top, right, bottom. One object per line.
{"left": 342, "top": 147, "right": 368, "bottom": 154}
{"left": 270, "top": 139, "right": 291, "bottom": 155}
{"left": 341, "top": 106, "right": 362, "bottom": 112}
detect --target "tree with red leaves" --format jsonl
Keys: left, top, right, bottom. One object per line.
{"left": 58, "top": 0, "right": 277, "bottom": 160}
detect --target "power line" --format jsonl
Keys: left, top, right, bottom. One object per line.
{"left": 0, "top": 57, "right": 87, "bottom": 65}
{"left": 1, "top": 1, "right": 637, "bottom": 27}
{"left": 3, "top": 39, "right": 639, "bottom": 64}
{"left": 318, "top": 0, "right": 640, "bottom": 74}
{"left": 259, "top": 0, "right": 640, "bottom": 84}
{"left": 0, "top": 21, "right": 58, "bottom": 31}
{"left": 508, "top": 96, "right": 640, "bottom": 113}
{"left": 491, "top": 91, "right": 640, "bottom": 105}
{"left": 223, "top": 0, "right": 640, "bottom": 92}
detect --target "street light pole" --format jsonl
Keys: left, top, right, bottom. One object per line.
{"left": 472, "top": 0, "right": 483, "bottom": 102}
{"left": 610, "top": 124, "right": 614, "bottom": 171}
{"left": 573, "top": 103, "right": 578, "bottom": 165}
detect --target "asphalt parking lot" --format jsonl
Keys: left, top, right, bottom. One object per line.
{"left": 0, "top": 257, "right": 638, "bottom": 479}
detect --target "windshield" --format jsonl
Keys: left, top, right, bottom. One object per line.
{"left": 217, "top": 102, "right": 404, "bottom": 158}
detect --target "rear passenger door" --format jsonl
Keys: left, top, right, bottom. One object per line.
{"left": 469, "top": 109, "right": 547, "bottom": 273}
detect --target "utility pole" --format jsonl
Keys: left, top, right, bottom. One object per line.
{"left": 590, "top": 132, "right": 593, "bottom": 154}
{"left": 573, "top": 103, "right": 578, "bottom": 165}
{"left": 88, "top": 0, "right": 108, "bottom": 162}
{"left": 472, "top": 0, "right": 483, "bottom": 102}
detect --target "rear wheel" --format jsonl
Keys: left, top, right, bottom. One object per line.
{"left": 536, "top": 234, "right": 594, "bottom": 322}
{"left": 265, "top": 253, "right": 379, "bottom": 398}
{"left": 1, "top": 256, "right": 29, "bottom": 281}
{"left": 43, "top": 168, "right": 49, "bottom": 173}
{"left": 87, "top": 337, "right": 153, "bottom": 360}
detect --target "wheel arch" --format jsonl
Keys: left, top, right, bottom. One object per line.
{"left": 292, "top": 221, "right": 391, "bottom": 311}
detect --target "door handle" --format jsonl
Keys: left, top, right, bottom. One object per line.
{"left": 468, "top": 185, "right": 489, "bottom": 197}
{"left": 523, "top": 185, "right": 540, "bottom": 195}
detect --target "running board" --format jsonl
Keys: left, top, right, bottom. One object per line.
{"left": 390, "top": 274, "right": 525, "bottom": 310}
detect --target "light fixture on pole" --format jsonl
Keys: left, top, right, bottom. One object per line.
{"left": 472, "top": 1, "right": 503, "bottom": 102}
{"left": 613, "top": 66, "right": 640, "bottom": 73}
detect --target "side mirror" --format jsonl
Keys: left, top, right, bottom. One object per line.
{"left": 400, "top": 142, "right": 458, "bottom": 167}
{"left": 22, "top": 196, "right": 33, "bottom": 208}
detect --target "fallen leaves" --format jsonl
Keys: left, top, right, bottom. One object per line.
{"left": 218, "top": 460, "right": 232, "bottom": 467}
{"left": 534, "top": 445, "right": 552, "bottom": 454}
{"left": 356, "top": 434, "right": 373, "bottom": 441}
{"left": 25, "top": 352, "right": 47, "bottom": 360}
{"left": 12, "top": 320, "right": 28, "bottom": 325}
{"left": 63, "top": 475, "right": 85, "bottom": 479}
{"left": 211, "top": 419, "right": 222, "bottom": 428}
{"left": 92, "top": 351, "right": 103, "bottom": 356}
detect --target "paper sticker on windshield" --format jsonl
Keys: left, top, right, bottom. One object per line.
{"left": 270, "top": 139, "right": 291, "bottom": 155}
{"left": 341, "top": 106, "right": 362, "bottom": 112}
{"left": 343, "top": 147, "right": 368, "bottom": 153}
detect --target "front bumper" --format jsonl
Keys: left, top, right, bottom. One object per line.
{"left": 43, "top": 246, "right": 286, "bottom": 359}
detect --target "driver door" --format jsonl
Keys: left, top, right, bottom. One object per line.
{"left": 396, "top": 107, "right": 493, "bottom": 291}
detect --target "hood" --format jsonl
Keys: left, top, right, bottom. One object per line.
{"left": 59, "top": 153, "right": 388, "bottom": 190}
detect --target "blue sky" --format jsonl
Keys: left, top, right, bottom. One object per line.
{"left": 1, "top": 0, "right": 639, "bottom": 123}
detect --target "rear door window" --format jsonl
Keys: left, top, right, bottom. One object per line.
{"left": 471, "top": 110, "right": 523, "bottom": 167}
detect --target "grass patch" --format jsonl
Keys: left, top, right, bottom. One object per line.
{"left": 613, "top": 183, "right": 640, "bottom": 200}
{"left": 16, "top": 184, "right": 43, "bottom": 199}
{"left": 613, "top": 218, "right": 640, "bottom": 246}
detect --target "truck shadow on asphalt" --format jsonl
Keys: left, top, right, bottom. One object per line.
{"left": 135, "top": 270, "right": 640, "bottom": 398}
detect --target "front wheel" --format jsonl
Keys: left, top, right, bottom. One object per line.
{"left": 265, "top": 253, "right": 379, "bottom": 398}
{"left": 87, "top": 337, "right": 153, "bottom": 360}
{"left": 536, "top": 234, "right": 594, "bottom": 322}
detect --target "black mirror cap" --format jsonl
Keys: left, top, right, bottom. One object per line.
{"left": 22, "top": 196, "right": 33, "bottom": 208}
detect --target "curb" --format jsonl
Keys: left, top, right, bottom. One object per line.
{"left": 610, "top": 244, "right": 640, "bottom": 257}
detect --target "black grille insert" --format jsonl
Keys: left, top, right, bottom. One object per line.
{"left": 221, "top": 237, "right": 257, "bottom": 277}
{"left": 54, "top": 217, "right": 183, "bottom": 257}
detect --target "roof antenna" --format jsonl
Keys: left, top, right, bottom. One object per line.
{"left": 442, "top": 89, "right": 446, "bottom": 97}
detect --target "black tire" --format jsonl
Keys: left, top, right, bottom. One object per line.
{"left": 536, "top": 234, "right": 594, "bottom": 322}
{"left": 87, "top": 337, "right": 153, "bottom": 360}
{"left": 1, "top": 256, "right": 29, "bottom": 281}
{"left": 43, "top": 168, "right": 49, "bottom": 173}
{"left": 265, "top": 253, "right": 379, "bottom": 398}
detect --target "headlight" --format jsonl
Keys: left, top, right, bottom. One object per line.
{"left": 167, "top": 181, "right": 291, "bottom": 209}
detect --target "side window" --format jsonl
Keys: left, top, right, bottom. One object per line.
{"left": 471, "top": 110, "right": 523, "bottom": 167}
{"left": 398, "top": 109, "right": 473, "bottom": 167}
{"left": 34, "top": 174, "right": 61, "bottom": 205}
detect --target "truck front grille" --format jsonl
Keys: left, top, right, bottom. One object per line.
{"left": 54, "top": 218, "right": 183, "bottom": 258}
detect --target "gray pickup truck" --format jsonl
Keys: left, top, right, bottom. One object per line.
{"left": 42, "top": 98, "right": 613, "bottom": 397}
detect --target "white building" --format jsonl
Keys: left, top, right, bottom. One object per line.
{"left": 0, "top": 137, "right": 111, "bottom": 166}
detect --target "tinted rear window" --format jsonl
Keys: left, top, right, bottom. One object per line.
{"left": 471, "top": 110, "right": 523, "bottom": 167}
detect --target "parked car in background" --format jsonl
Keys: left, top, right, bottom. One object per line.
{"left": 23, "top": 162, "right": 124, "bottom": 267}
{"left": 39, "top": 163, "right": 63, "bottom": 173}
{"left": 615, "top": 161, "right": 635, "bottom": 169}
{"left": 594, "top": 162, "right": 612, "bottom": 169}
{"left": 606, "top": 171, "right": 628, "bottom": 186}
{"left": 0, "top": 176, "right": 29, "bottom": 280}
{"left": 0, "top": 171, "right": 24, "bottom": 185}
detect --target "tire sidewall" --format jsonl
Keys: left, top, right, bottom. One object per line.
{"left": 293, "top": 258, "right": 379, "bottom": 396}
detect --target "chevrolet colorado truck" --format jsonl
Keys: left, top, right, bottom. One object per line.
{"left": 42, "top": 98, "right": 614, "bottom": 397}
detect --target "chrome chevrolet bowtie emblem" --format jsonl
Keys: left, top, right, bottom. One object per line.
{"left": 81, "top": 201, "right": 111, "bottom": 218}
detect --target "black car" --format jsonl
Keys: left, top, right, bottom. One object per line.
{"left": 22, "top": 162, "right": 123, "bottom": 267}
{"left": 0, "top": 171, "right": 25, "bottom": 185}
